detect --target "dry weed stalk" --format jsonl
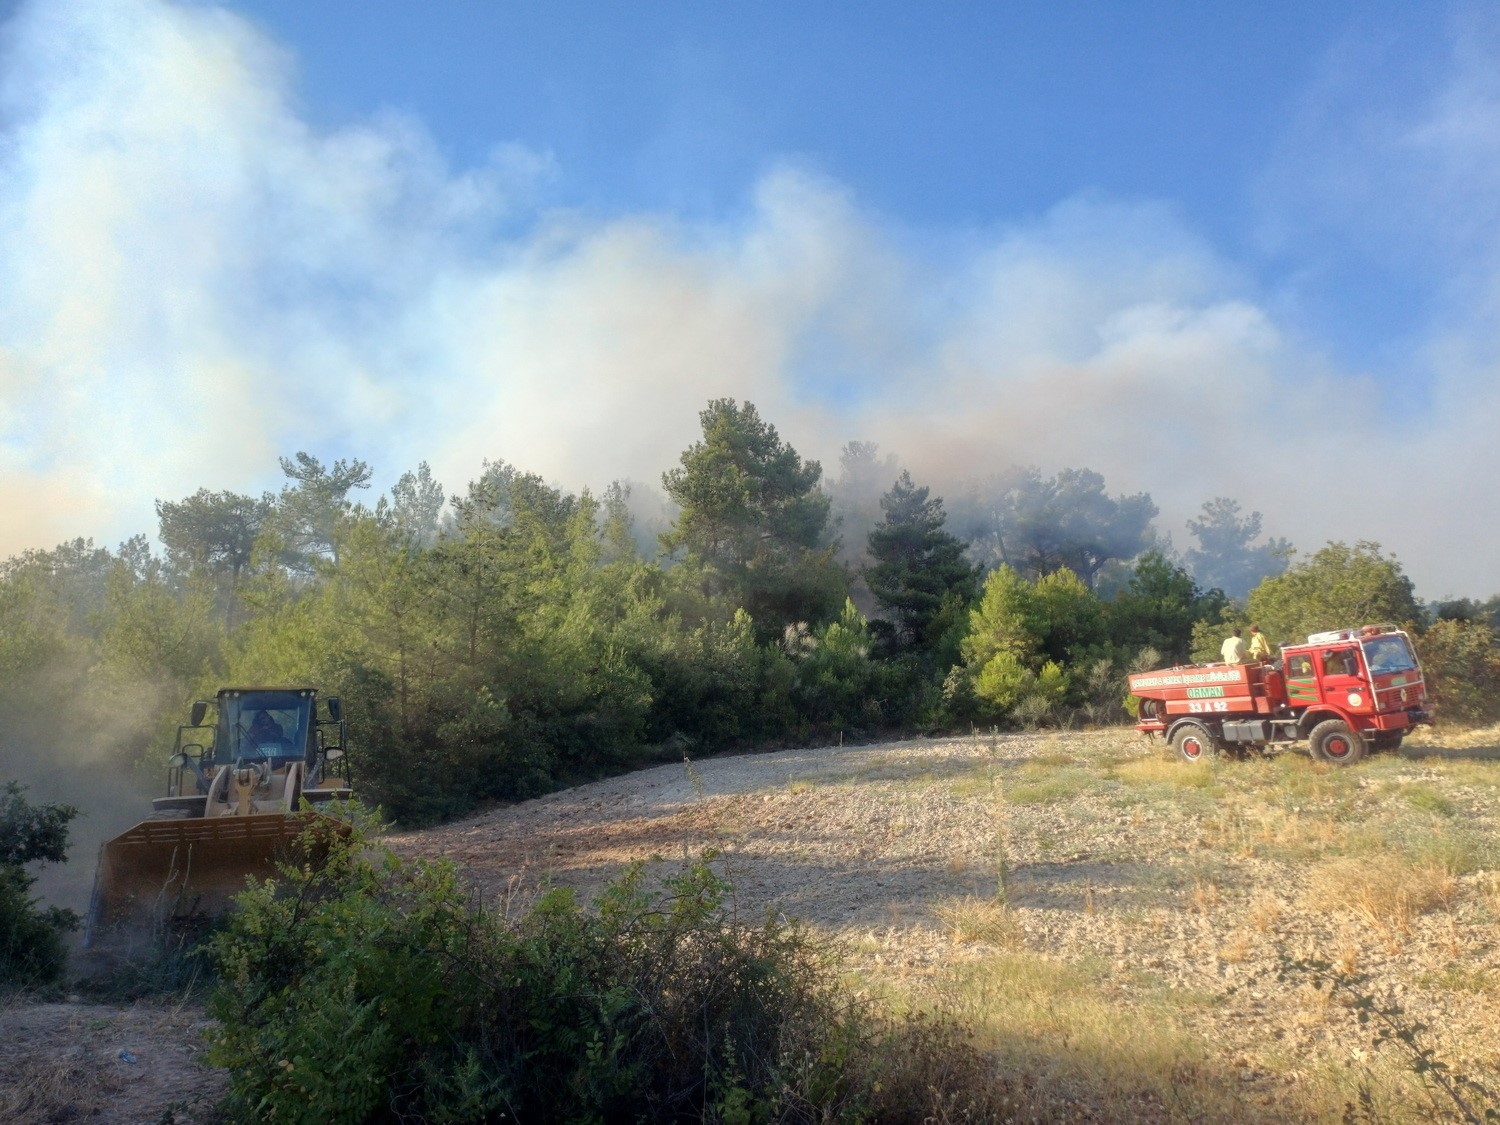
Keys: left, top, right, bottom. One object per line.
{"left": 1249, "top": 892, "right": 1285, "bottom": 933}
{"left": 1335, "top": 934, "right": 1361, "bottom": 978}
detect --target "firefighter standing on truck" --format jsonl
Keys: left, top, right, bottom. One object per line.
{"left": 1247, "top": 624, "right": 1273, "bottom": 662}
{"left": 1221, "top": 628, "right": 1249, "bottom": 664}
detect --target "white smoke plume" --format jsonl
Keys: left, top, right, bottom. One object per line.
{"left": 0, "top": 0, "right": 1497, "bottom": 597}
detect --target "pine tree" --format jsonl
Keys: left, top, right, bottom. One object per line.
{"left": 865, "top": 471, "right": 979, "bottom": 650}
{"left": 661, "top": 399, "right": 844, "bottom": 632}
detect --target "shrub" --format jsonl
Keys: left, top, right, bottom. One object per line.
{"left": 207, "top": 818, "right": 830, "bottom": 1121}
{"left": 1417, "top": 619, "right": 1500, "bottom": 727}
{"left": 207, "top": 814, "right": 1012, "bottom": 1122}
{"left": 0, "top": 782, "right": 78, "bottom": 992}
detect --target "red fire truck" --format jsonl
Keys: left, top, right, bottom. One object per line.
{"left": 1127, "top": 624, "right": 1430, "bottom": 765}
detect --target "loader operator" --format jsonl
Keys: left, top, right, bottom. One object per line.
{"left": 247, "top": 709, "right": 286, "bottom": 751}
{"left": 1221, "top": 628, "right": 1249, "bottom": 664}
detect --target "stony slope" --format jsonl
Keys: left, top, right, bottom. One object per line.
{"left": 391, "top": 725, "right": 1500, "bottom": 1121}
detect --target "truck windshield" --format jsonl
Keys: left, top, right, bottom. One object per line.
{"left": 1362, "top": 635, "right": 1417, "bottom": 676}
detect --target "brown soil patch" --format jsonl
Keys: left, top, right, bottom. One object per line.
{"left": 0, "top": 999, "right": 224, "bottom": 1124}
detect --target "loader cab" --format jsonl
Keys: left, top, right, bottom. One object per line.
{"left": 165, "top": 686, "right": 349, "bottom": 804}
{"left": 216, "top": 689, "right": 314, "bottom": 769}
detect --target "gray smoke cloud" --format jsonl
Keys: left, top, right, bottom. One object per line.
{"left": 0, "top": 0, "right": 1496, "bottom": 597}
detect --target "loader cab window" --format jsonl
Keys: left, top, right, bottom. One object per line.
{"left": 216, "top": 691, "right": 312, "bottom": 767}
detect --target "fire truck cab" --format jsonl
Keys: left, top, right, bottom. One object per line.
{"left": 1128, "top": 624, "right": 1430, "bottom": 765}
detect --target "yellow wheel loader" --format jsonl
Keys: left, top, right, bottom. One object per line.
{"left": 84, "top": 687, "right": 352, "bottom": 945}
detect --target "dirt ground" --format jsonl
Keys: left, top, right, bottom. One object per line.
{"left": 0, "top": 997, "right": 225, "bottom": 1124}
{"left": 10, "top": 724, "right": 1500, "bottom": 1122}
{"left": 389, "top": 725, "right": 1500, "bottom": 1120}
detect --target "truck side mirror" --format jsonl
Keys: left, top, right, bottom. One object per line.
{"left": 327, "top": 697, "right": 342, "bottom": 722}
{"left": 191, "top": 700, "right": 209, "bottom": 726}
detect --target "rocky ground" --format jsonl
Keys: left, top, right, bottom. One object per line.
{"left": 389, "top": 725, "right": 1500, "bottom": 1121}
{"left": 8, "top": 723, "right": 1500, "bottom": 1122}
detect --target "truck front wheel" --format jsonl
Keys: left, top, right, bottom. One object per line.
{"left": 1309, "top": 719, "right": 1368, "bottom": 766}
{"left": 1172, "top": 722, "right": 1217, "bottom": 764}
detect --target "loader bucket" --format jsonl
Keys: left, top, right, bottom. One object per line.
{"left": 84, "top": 812, "right": 336, "bottom": 946}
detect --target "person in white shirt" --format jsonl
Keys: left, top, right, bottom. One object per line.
{"left": 1221, "top": 629, "right": 1249, "bottom": 664}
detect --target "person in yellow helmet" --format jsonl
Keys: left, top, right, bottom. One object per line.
{"left": 1247, "top": 624, "right": 1273, "bottom": 662}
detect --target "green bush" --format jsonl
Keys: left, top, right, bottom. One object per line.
{"left": 1417, "top": 619, "right": 1500, "bottom": 727}
{"left": 0, "top": 868, "right": 74, "bottom": 989}
{"left": 206, "top": 814, "right": 1011, "bottom": 1123}
{"left": 206, "top": 817, "right": 842, "bottom": 1121}
{"left": 0, "top": 782, "right": 79, "bottom": 991}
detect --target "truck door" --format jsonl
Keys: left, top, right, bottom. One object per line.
{"left": 1286, "top": 653, "right": 1317, "bottom": 708}
{"left": 1317, "top": 645, "right": 1368, "bottom": 710}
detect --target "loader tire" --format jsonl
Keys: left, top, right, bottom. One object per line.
{"left": 1309, "top": 719, "right": 1367, "bottom": 766}
{"left": 1172, "top": 722, "right": 1217, "bottom": 764}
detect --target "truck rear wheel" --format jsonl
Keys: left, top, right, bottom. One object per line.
{"left": 1172, "top": 722, "right": 1217, "bottom": 763}
{"left": 1309, "top": 719, "right": 1367, "bottom": 766}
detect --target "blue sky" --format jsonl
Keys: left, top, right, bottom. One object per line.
{"left": 0, "top": 0, "right": 1495, "bottom": 596}
{"left": 231, "top": 2, "right": 1437, "bottom": 361}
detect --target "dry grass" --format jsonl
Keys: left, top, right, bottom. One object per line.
{"left": 934, "top": 896, "right": 1022, "bottom": 947}
{"left": 1201, "top": 803, "right": 1350, "bottom": 861}
{"left": 937, "top": 952, "right": 1314, "bottom": 1121}
{"left": 1303, "top": 856, "right": 1457, "bottom": 940}
{"left": 1191, "top": 877, "right": 1222, "bottom": 914}
{"left": 390, "top": 727, "right": 1500, "bottom": 1125}
{"left": 1405, "top": 721, "right": 1500, "bottom": 753}
{"left": 1005, "top": 762, "right": 1098, "bottom": 805}
{"left": 1113, "top": 756, "right": 1217, "bottom": 790}
{"left": 1218, "top": 929, "right": 1255, "bottom": 963}
{"left": 0, "top": 1052, "right": 111, "bottom": 1123}
{"left": 1249, "top": 891, "right": 1285, "bottom": 932}
{"left": 0, "top": 1000, "right": 224, "bottom": 1124}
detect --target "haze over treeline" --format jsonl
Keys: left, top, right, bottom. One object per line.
{"left": 4, "top": 398, "right": 1497, "bottom": 871}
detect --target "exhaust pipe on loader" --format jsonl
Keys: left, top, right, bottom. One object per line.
{"left": 85, "top": 687, "right": 353, "bottom": 948}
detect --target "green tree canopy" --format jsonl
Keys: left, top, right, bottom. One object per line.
{"left": 1107, "top": 550, "right": 1226, "bottom": 663}
{"left": 276, "top": 452, "right": 374, "bottom": 569}
{"left": 962, "top": 565, "right": 1106, "bottom": 673}
{"left": 1, "top": 782, "right": 78, "bottom": 988}
{"left": 1415, "top": 620, "right": 1500, "bottom": 727}
{"left": 865, "top": 470, "right": 979, "bottom": 651}
{"left": 156, "top": 489, "right": 273, "bottom": 582}
{"left": 156, "top": 488, "right": 274, "bottom": 628}
{"left": 661, "top": 399, "right": 843, "bottom": 631}
{"left": 386, "top": 462, "right": 446, "bottom": 547}
{"left": 1246, "top": 540, "right": 1421, "bottom": 647}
